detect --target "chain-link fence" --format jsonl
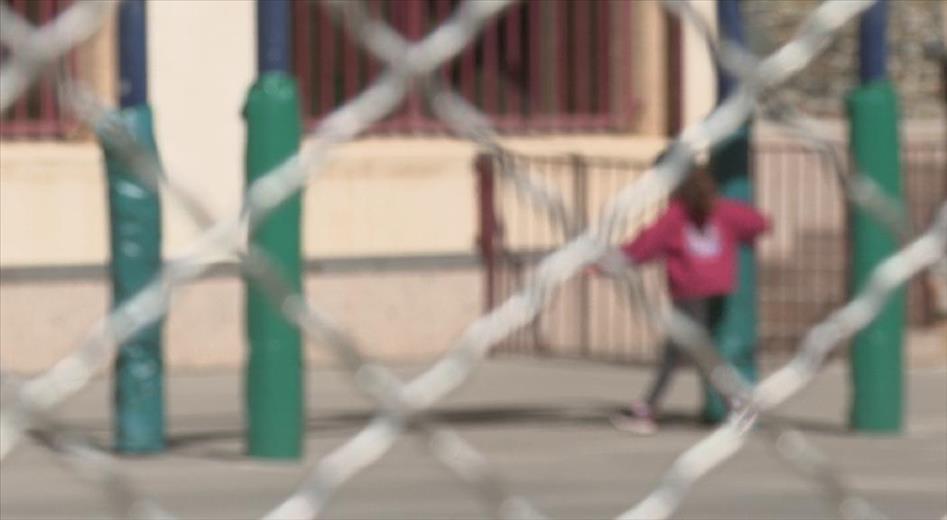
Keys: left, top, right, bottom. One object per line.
{"left": 1, "top": 1, "right": 945, "bottom": 519}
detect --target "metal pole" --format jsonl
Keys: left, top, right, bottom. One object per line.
{"left": 702, "top": 0, "right": 759, "bottom": 424}
{"left": 572, "top": 155, "right": 590, "bottom": 355}
{"left": 258, "top": 0, "right": 291, "bottom": 74}
{"left": 858, "top": 0, "right": 887, "bottom": 83}
{"left": 475, "top": 154, "right": 498, "bottom": 313}
{"left": 118, "top": 0, "right": 148, "bottom": 107}
{"left": 108, "top": 0, "right": 165, "bottom": 453}
{"left": 244, "top": 0, "right": 304, "bottom": 459}
{"left": 715, "top": 0, "right": 745, "bottom": 99}
{"left": 848, "top": 0, "right": 905, "bottom": 433}
{"left": 665, "top": 11, "right": 683, "bottom": 137}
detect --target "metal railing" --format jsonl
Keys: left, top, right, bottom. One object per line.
{"left": 293, "top": 0, "right": 633, "bottom": 134}
{"left": 902, "top": 141, "right": 947, "bottom": 324}
{"left": 0, "top": 0, "right": 74, "bottom": 139}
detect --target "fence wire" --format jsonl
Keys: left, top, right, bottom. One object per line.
{"left": 1, "top": 1, "right": 945, "bottom": 519}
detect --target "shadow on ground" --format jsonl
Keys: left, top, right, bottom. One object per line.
{"left": 51, "top": 402, "right": 852, "bottom": 461}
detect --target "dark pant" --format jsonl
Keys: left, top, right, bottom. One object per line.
{"left": 644, "top": 297, "right": 722, "bottom": 409}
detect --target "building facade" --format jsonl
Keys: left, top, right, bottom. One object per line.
{"left": 1, "top": 0, "right": 943, "bottom": 372}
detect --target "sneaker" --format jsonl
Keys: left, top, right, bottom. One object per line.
{"left": 611, "top": 401, "right": 658, "bottom": 435}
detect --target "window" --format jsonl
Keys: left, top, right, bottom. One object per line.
{"left": 0, "top": 0, "right": 76, "bottom": 139}
{"left": 293, "top": 0, "right": 633, "bottom": 134}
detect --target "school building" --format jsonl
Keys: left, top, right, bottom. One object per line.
{"left": 1, "top": 1, "right": 943, "bottom": 372}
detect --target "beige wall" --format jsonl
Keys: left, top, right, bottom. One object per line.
{"left": 0, "top": 1, "right": 693, "bottom": 373}
{"left": 148, "top": 0, "right": 254, "bottom": 254}
{"left": 682, "top": 0, "right": 718, "bottom": 127}
{"left": 0, "top": 136, "right": 666, "bottom": 266}
{"left": 0, "top": 0, "right": 675, "bottom": 268}
{"left": 75, "top": 6, "right": 116, "bottom": 108}
{"left": 0, "top": 134, "right": 664, "bottom": 376}
{"left": 0, "top": 144, "right": 109, "bottom": 266}
{"left": 0, "top": 269, "right": 483, "bottom": 373}
{"left": 630, "top": 0, "right": 669, "bottom": 136}
{"left": 627, "top": 0, "right": 719, "bottom": 134}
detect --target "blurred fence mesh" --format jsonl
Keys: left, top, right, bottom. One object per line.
{"left": 1, "top": 1, "right": 945, "bottom": 519}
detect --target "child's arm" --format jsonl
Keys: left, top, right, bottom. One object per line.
{"left": 620, "top": 206, "right": 678, "bottom": 263}
{"left": 588, "top": 206, "right": 676, "bottom": 276}
{"left": 723, "top": 200, "right": 771, "bottom": 243}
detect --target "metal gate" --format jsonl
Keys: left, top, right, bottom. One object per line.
{"left": 476, "top": 140, "right": 945, "bottom": 364}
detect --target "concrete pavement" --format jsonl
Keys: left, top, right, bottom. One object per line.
{"left": 1, "top": 359, "right": 945, "bottom": 519}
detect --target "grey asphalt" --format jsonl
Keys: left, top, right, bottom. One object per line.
{"left": 1, "top": 359, "right": 945, "bottom": 520}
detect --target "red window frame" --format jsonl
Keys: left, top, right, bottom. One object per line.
{"left": 0, "top": 0, "right": 77, "bottom": 140}
{"left": 293, "top": 0, "right": 634, "bottom": 135}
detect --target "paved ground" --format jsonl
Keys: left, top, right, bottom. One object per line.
{"left": 1, "top": 359, "right": 945, "bottom": 519}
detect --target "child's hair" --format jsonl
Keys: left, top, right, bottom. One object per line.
{"left": 652, "top": 148, "right": 718, "bottom": 228}
{"left": 674, "top": 166, "right": 717, "bottom": 228}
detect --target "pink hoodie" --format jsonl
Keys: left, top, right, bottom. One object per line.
{"left": 621, "top": 199, "right": 770, "bottom": 301}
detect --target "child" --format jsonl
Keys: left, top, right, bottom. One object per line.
{"left": 595, "top": 155, "right": 770, "bottom": 434}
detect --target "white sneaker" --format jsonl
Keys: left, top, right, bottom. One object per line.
{"left": 611, "top": 402, "right": 658, "bottom": 435}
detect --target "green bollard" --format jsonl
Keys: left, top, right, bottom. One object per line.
{"left": 243, "top": 72, "right": 304, "bottom": 458}
{"left": 846, "top": 80, "right": 905, "bottom": 433}
{"left": 101, "top": 104, "right": 165, "bottom": 453}
{"left": 703, "top": 124, "right": 759, "bottom": 424}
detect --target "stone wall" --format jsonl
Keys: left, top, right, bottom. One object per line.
{"left": 743, "top": 0, "right": 944, "bottom": 119}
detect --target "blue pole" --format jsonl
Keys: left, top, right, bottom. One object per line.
{"left": 109, "top": 0, "right": 165, "bottom": 453}
{"left": 716, "top": 0, "right": 746, "bottom": 100}
{"left": 702, "top": 0, "right": 759, "bottom": 423}
{"left": 257, "top": 0, "right": 291, "bottom": 74}
{"left": 118, "top": 0, "right": 148, "bottom": 107}
{"left": 859, "top": 0, "right": 887, "bottom": 83}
